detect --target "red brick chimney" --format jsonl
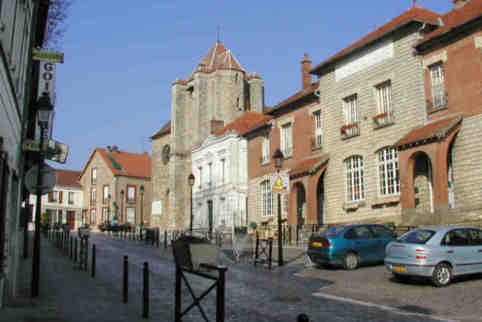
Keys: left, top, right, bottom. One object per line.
{"left": 301, "top": 53, "right": 312, "bottom": 90}
{"left": 453, "top": 0, "right": 468, "bottom": 9}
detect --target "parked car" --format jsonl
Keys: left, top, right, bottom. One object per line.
{"left": 385, "top": 226, "right": 482, "bottom": 287}
{"left": 308, "top": 224, "right": 396, "bottom": 270}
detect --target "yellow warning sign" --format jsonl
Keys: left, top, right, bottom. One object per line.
{"left": 271, "top": 173, "right": 289, "bottom": 193}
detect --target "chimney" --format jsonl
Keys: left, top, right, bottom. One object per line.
{"left": 210, "top": 119, "right": 225, "bottom": 134}
{"left": 301, "top": 53, "right": 312, "bottom": 90}
{"left": 453, "top": 0, "right": 468, "bottom": 9}
{"left": 112, "top": 145, "right": 119, "bottom": 153}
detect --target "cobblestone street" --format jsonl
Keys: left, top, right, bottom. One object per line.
{"left": 3, "top": 232, "right": 480, "bottom": 321}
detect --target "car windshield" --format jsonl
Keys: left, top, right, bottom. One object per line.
{"left": 322, "top": 225, "right": 346, "bottom": 237}
{"left": 397, "top": 229, "right": 435, "bottom": 244}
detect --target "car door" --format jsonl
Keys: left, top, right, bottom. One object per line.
{"left": 441, "top": 228, "right": 473, "bottom": 275}
{"left": 352, "top": 225, "right": 377, "bottom": 263}
{"left": 369, "top": 225, "right": 395, "bottom": 260}
{"left": 468, "top": 228, "right": 482, "bottom": 273}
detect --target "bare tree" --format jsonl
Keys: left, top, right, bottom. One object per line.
{"left": 42, "top": 0, "right": 73, "bottom": 50}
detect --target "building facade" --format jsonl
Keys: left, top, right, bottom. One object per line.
{"left": 29, "top": 169, "right": 83, "bottom": 229}
{"left": 79, "top": 146, "right": 151, "bottom": 230}
{"left": 0, "top": 0, "right": 50, "bottom": 307}
{"left": 151, "top": 41, "right": 265, "bottom": 231}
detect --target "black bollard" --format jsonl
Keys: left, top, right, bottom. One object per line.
{"left": 123, "top": 256, "right": 128, "bottom": 303}
{"left": 156, "top": 229, "right": 160, "bottom": 248}
{"left": 216, "top": 267, "right": 227, "bottom": 322}
{"left": 85, "top": 240, "right": 89, "bottom": 272}
{"left": 164, "top": 231, "right": 167, "bottom": 249}
{"left": 268, "top": 238, "right": 273, "bottom": 270}
{"left": 297, "top": 313, "right": 310, "bottom": 322}
{"left": 74, "top": 237, "right": 77, "bottom": 263}
{"left": 142, "top": 262, "right": 149, "bottom": 319}
{"left": 92, "top": 244, "right": 96, "bottom": 278}
{"left": 70, "top": 237, "right": 73, "bottom": 259}
{"left": 254, "top": 232, "right": 259, "bottom": 266}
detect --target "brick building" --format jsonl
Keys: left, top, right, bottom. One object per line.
{"left": 79, "top": 146, "right": 151, "bottom": 230}
{"left": 151, "top": 41, "right": 265, "bottom": 231}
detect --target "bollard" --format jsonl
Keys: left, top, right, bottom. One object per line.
{"left": 92, "top": 244, "right": 96, "bottom": 278}
{"left": 164, "top": 231, "right": 167, "bottom": 249}
{"left": 85, "top": 240, "right": 89, "bottom": 272}
{"left": 297, "top": 313, "right": 310, "bottom": 322}
{"left": 254, "top": 232, "right": 259, "bottom": 266}
{"left": 216, "top": 267, "right": 227, "bottom": 322}
{"left": 70, "top": 237, "right": 73, "bottom": 259}
{"left": 268, "top": 238, "right": 273, "bottom": 270}
{"left": 74, "top": 237, "right": 78, "bottom": 263}
{"left": 142, "top": 262, "right": 149, "bottom": 319}
{"left": 156, "top": 229, "right": 160, "bottom": 248}
{"left": 123, "top": 256, "right": 128, "bottom": 303}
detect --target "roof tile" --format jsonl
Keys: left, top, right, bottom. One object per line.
{"left": 55, "top": 169, "right": 82, "bottom": 188}
{"left": 213, "top": 112, "right": 272, "bottom": 136}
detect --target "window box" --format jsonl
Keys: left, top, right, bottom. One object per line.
{"left": 340, "top": 122, "right": 360, "bottom": 139}
{"left": 373, "top": 112, "right": 394, "bottom": 128}
{"left": 371, "top": 196, "right": 400, "bottom": 207}
{"left": 343, "top": 201, "right": 366, "bottom": 211}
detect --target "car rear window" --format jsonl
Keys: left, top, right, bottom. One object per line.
{"left": 398, "top": 229, "right": 435, "bottom": 244}
{"left": 322, "top": 225, "right": 346, "bottom": 237}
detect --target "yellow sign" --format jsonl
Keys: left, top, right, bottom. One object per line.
{"left": 32, "top": 49, "right": 64, "bottom": 63}
{"left": 22, "top": 140, "right": 48, "bottom": 152}
{"left": 272, "top": 176, "right": 284, "bottom": 192}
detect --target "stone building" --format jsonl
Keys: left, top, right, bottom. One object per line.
{"left": 191, "top": 112, "right": 272, "bottom": 233}
{"left": 79, "top": 146, "right": 151, "bottom": 230}
{"left": 151, "top": 41, "right": 265, "bottom": 231}
{"left": 29, "top": 169, "right": 83, "bottom": 230}
{"left": 0, "top": 0, "right": 50, "bottom": 307}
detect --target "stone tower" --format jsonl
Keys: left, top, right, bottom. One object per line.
{"left": 151, "top": 41, "right": 265, "bottom": 231}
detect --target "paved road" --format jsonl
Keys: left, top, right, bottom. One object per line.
{"left": 84, "top": 233, "right": 461, "bottom": 322}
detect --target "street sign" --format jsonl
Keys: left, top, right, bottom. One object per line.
{"left": 22, "top": 139, "right": 69, "bottom": 164}
{"left": 22, "top": 139, "right": 48, "bottom": 152}
{"left": 271, "top": 172, "right": 289, "bottom": 193}
{"left": 25, "top": 164, "right": 56, "bottom": 195}
{"left": 32, "top": 49, "right": 64, "bottom": 63}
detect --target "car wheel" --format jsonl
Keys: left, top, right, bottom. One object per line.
{"left": 343, "top": 252, "right": 359, "bottom": 270}
{"left": 393, "top": 273, "right": 410, "bottom": 283}
{"left": 432, "top": 263, "right": 452, "bottom": 287}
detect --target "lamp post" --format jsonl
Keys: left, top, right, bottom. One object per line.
{"left": 273, "top": 148, "right": 284, "bottom": 267}
{"left": 120, "top": 189, "right": 124, "bottom": 223}
{"left": 140, "top": 185, "right": 144, "bottom": 227}
{"left": 188, "top": 174, "right": 195, "bottom": 233}
{"left": 107, "top": 194, "right": 111, "bottom": 223}
{"left": 32, "top": 92, "right": 53, "bottom": 297}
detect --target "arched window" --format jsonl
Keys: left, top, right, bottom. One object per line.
{"left": 377, "top": 147, "right": 400, "bottom": 196}
{"left": 260, "top": 180, "right": 273, "bottom": 217}
{"left": 345, "top": 155, "right": 364, "bottom": 202}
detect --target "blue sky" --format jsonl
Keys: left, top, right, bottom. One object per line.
{"left": 52, "top": 0, "right": 453, "bottom": 171}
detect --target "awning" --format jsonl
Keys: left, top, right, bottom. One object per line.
{"left": 289, "top": 154, "right": 329, "bottom": 179}
{"left": 395, "top": 115, "right": 463, "bottom": 150}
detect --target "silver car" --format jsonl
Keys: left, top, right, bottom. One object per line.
{"left": 385, "top": 226, "right": 482, "bottom": 287}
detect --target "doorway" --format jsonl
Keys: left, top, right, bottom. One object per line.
{"left": 413, "top": 153, "right": 433, "bottom": 214}
{"left": 317, "top": 172, "right": 325, "bottom": 225}
{"left": 207, "top": 200, "right": 213, "bottom": 238}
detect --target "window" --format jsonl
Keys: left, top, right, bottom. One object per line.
{"left": 48, "top": 191, "right": 59, "bottom": 203}
{"left": 281, "top": 123, "right": 293, "bottom": 157}
{"left": 220, "top": 159, "right": 225, "bottom": 184}
{"left": 68, "top": 192, "right": 74, "bottom": 205}
{"left": 90, "top": 209, "right": 96, "bottom": 225}
{"left": 208, "top": 163, "right": 212, "bottom": 186}
{"left": 429, "top": 63, "right": 446, "bottom": 109}
{"left": 261, "top": 180, "right": 273, "bottom": 217}
{"left": 198, "top": 167, "right": 203, "bottom": 188}
{"left": 90, "top": 188, "right": 97, "bottom": 204}
{"left": 370, "top": 225, "right": 394, "bottom": 238}
{"left": 345, "top": 156, "right": 364, "bottom": 202}
{"left": 262, "top": 134, "right": 270, "bottom": 164}
{"left": 399, "top": 229, "right": 435, "bottom": 244}
{"left": 442, "top": 229, "right": 470, "bottom": 246}
{"left": 103, "top": 185, "right": 110, "bottom": 204}
{"left": 353, "top": 226, "right": 372, "bottom": 239}
{"left": 376, "top": 81, "right": 392, "bottom": 115}
{"left": 377, "top": 147, "right": 400, "bottom": 196}
{"left": 313, "top": 110, "right": 323, "bottom": 147}
{"left": 91, "top": 168, "right": 97, "bottom": 185}
{"left": 126, "top": 207, "right": 135, "bottom": 224}
{"left": 127, "top": 185, "right": 136, "bottom": 203}
{"left": 102, "top": 207, "right": 109, "bottom": 223}
{"left": 468, "top": 229, "right": 482, "bottom": 246}
{"left": 343, "top": 94, "right": 359, "bottom": 125}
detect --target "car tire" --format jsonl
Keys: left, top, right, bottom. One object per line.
{"left": 432, "top": 263, "right": 452, "bottom": 287}
{"left": 343, "top": 252, "right": 359, "bottom": 270}
{"left": 393, "top": 273, "right": 410, "bottom": 283}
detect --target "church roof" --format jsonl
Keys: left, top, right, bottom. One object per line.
{"left": 191, "top": 41, "right": 245, "bottom": 77}
{"left": 213, "top": 112, "right": 272, "bottom": 136}
{"left": 151, "top": 120, "right": 171, "bottom": 140}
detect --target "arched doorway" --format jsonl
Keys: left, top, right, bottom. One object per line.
{"left": 447, "top": 137, "right": 456, "bottom": 209}
{"left": 316, "top": 172, "right": 325, "bottom": 225}
{"left": 413, "top": 152, "right": 433, "bottom": 214}
{"left": 295, "top": 183, "right": 306, "bottom": 227}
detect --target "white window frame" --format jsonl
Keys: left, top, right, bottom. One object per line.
{"left": 343, "top": 94, "right": 359, "bottom": 125}
{"left": 313, "top": 110, "right": 323, "bottom": 147}
{"left": 91, "top": 188, "right": 97, "bottom": 203}
{"left": 376, "top": 81, "right": 392, "bottom": 115}
{"left": 281, "top": 123, "right": 293, "bottom": 157}
{"left": 102, "top": 207, "right": 109, "bottom": 222}
{"left": 261, "top": 180, "right": 273, "bottom": 217}
{"left": 103, "top": 185, "right": 109, "bottom": 204}
{"left": 91, "top": 168, "right": 97, "bottom": 185}
{"left": 127, "top": 185, "right": 136, "bottom": 203}
{"left": 221, "top": 159, "right": 225, "bottom": 184}
{"left": 377, "top": 147, "right": 400, "bottom": 197}
{"left": 126, "top": 207, "right": 135, "bottom": 224}
{"left": 68, "top": 191, "right": 74, "bottom": 205}
{"left": 429, "top": 62, "right": 445, "bottom": 109}
{"left": 90, "top": 209, "right": 96, "bottom": 224}
{"left": 198, "top": 167, "right": 203, "bottom": 189}
{"left": 208, "top": 163, "right": 212, "bottom": 186}
{"left": 345, "top": 155, "right": 365, "bottom": 202}
{"left": 262, "top": 134, "right": 270, "bottom": 164}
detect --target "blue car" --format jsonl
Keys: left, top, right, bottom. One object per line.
{"left": 308, "top": 224, "right": 396, "bottom": 270}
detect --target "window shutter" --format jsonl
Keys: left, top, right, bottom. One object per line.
{"left": 48, "top": 192, "right": 53, "bottom": 202}
{"left": 59, "top": 191, "right": 63, "bottom": 204}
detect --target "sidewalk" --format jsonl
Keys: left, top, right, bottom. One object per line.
{"left": 0, "top": 234, "right": 161, "bottom": 322}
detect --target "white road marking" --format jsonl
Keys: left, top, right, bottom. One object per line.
{"left": 312, "top": 292, "right": 459, "bottom": 322}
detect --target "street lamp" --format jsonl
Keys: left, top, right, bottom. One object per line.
{"left": 273, "top": 148, "right": 284, "bottom": 267}
{"left": 188, "top": 174, "right": 195, "bottom": 233}
{"left": 140, "top": 185, "right": 144, "bottom": 227}
{"left": 120, "top": 189, "right": 124, "bottom": 223}
{"left": 32, "top": 92, "right": 53, "bottom": 298}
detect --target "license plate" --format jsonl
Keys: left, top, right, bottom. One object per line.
{"left": 392, "top": 265, "right": 406, "bottom": 272}
{"left": 312, "top": 242, "right": 322, "bottom": 247}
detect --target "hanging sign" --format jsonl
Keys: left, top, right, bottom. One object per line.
{"left": 32, "top": 49, "right": 64, "bottom": 63}
{"left": 38, "top": 61, "right": 56, "bottom": 105}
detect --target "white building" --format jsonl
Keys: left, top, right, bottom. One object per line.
{"left": 191, "top": 112, "right": 271, "bottom": 233}
{"left": 29, "top": 169, "right": 83, "bottom": 230}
